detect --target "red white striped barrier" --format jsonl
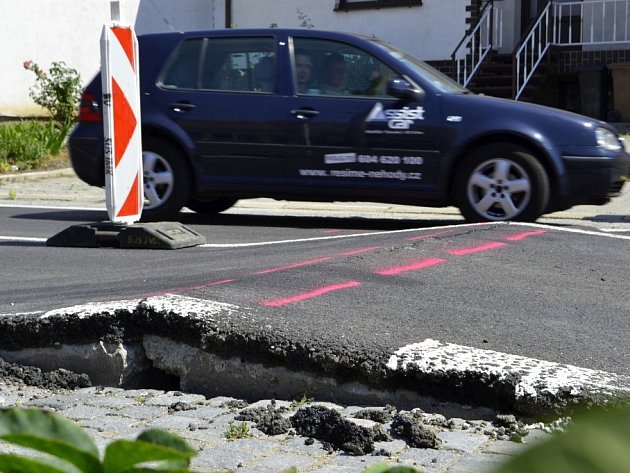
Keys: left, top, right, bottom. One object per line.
{"left": 100, "top": 22, "right": 143, "bottom": 224}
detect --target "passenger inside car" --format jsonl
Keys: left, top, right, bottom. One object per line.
{"left": 253, "top": 56, "right": 275, "bottom": 92}
{"left": 319, "top": 53, "right": 348, "bottom": 95}
{"left": 294, "top": 49, "right": 314, "bottom": 93}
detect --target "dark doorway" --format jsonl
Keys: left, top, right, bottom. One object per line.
{"left": 520, "top": 0, "right": 548, "bottom": 33}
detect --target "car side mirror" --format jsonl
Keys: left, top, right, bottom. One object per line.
{"left": 387, "top": 78, "right": 425, "bottom": 102}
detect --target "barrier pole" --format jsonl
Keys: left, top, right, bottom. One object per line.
{"left": 101, "top": 0, "right": 143, "bottom": 224}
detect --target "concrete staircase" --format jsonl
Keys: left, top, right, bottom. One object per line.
{"left": 465, "top": 52, "right": 549, "bottom": 101}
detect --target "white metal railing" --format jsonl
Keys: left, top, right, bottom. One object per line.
{"left": 514, "top": 2, "right": 553, "bottom": 100}
{"left": 554, "top": 0, "right": 630, "bottom": 46}
{"left": 515, "top": 0, "right": 630, "bottom": 100}
{"left": 451, "top": 1, "right": 500, "bottom": 88}
{"left": 453, "top": 0, "right": 630, "bottom": 99}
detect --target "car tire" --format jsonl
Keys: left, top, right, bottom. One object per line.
{"left": 454, "top": 143, "right": 550, "bottom": 222}
{"left": 140, "top": 138, "right": 192, "bottom": 222}
{"left": 186, "top": 197, "right": 238, "bottom": 214}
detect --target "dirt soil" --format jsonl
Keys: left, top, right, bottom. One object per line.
{"left": 0, "top": 356, "right": 91, "bottom": 391}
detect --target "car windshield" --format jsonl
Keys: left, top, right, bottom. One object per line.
{"left": 374, "top": 39, "right": 469, "bottom": 94}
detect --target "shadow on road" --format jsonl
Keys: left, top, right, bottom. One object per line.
{"left": 13, "top": 209, "right": 109, "bottom": 223}
{"left": 177, "top": 212, "right": 466, "bottom": 231}
{"left": 583, "top": 214, "right": 630, "bottom": 223}
{"left": 12, "top": 208, "right": 465, "bottom": 232}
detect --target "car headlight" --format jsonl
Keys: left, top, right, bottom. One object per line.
{"left": 595, "top": 127, "right": 622, "bottom": 151}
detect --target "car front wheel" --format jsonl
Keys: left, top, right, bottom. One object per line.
{"left": 454, "top": 144, "right": 550, "bottom": 222}
{"left": 141, "top": 138, "right": 192, "bottom": 221}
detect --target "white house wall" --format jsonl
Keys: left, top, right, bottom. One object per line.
{"left": 1, "top": 0, "right": 467, "bottom": 117}
{"left": 230, "top": 0, "right": 468, "bottom": 61}
{"left": 1, "top": 0, "right": 218, "bottom": 117}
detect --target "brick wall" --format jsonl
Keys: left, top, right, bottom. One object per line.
{"left": 554, "top": 49, "right": 630, "bottom": 73}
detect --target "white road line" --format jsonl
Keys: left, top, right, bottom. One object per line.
{"left": 198, "top": 221, "right": 630, "bottom": 248}
{"left": 509, "top": 221, "right": 630, "bottom": 239}
{"left": 198, "top": 222, "right": 488, "bottom": 248}
{"left": 0, "top": 203, "right": 104, "bottom": 211}
{"left": 3, "top": 220, "right": 630, "bottom": 246}
{"left": 0, "top": 236, "right": 47, "bottom": 243}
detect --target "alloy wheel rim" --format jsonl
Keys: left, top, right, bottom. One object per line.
{"left": 142, "top": 151, "right": 175, "bottom": 210}
{"left": 466, "top": 158, "right": 531, "bottom": 220}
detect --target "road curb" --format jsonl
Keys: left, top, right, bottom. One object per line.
{"left": 0, "top": 167, "right": 76, "bottom": 183}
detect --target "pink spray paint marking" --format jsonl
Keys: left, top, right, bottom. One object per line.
{"left": 136, "top": 278, "right": 237, "bottom": 298}
{"left": 406, "top": 230, "right": 454, "bottom": 241}
{"left": 375, "top": 257, "right": 446, "bottom": 276}
{"left": 254, "top": 257, "right": 332, "bottom": 275}
{"left": 338, "top": 246, "right": 382, "bottom": 257}
{"left": 175, "top": 279, "right": 237, "bottom": 292}
{"left": 505, "top": 229, "right": 547, "bottom": 241}
{"left": 255, "top": 247, "right": 382, "bottom": 275}
{"left": 263, "top": 281, "right": 362, "bottom": 307}
{"left": 447, "top": 241, "right": 506, "bottom": 255}
{"left": 322, "top": 229, "right": 342, "bottom": 234}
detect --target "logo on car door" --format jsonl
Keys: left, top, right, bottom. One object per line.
{"left": 366, "top": 102, "right": 425, "bottom": 130}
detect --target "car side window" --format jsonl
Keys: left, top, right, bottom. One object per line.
{"left": 201, "top": 37, "right": 276, "bottom": 93}
{"left": 161, "top": 38, "right": 204, "bottom": 89}
{"left": 291, "top": 37, "right": 400, "bottom": 98}
{"left": 160, "top": 37, "right": 276, "bottom": 93}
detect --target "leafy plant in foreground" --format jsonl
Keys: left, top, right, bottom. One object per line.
{"left": 0, "top": 407, "right": 196, "bottom": 472}
{"left": 496, "top": 403, "right": 630, "bottom": 473}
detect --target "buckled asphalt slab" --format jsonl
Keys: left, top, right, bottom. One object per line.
{"left": 1, "top": 294, "right": 628, "bottom": 418}
{"left": 0, "top": 294, "right": 627, "bottom": 472}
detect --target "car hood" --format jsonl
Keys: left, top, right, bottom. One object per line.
{"left": 441, "top": 93, "right": 610, "bottom": 147}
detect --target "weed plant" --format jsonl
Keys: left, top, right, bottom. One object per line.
{"left": 0, "top": 121, "right": 49, "bottom": 172}
{"left": 0, "top": 59, "right": 83, "bottom": 173}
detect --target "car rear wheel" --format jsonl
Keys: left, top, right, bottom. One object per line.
{"left": 186, "top": 197, "right": 238, "bottom": 214}
{"left": 141, "top": 138, "right": 192, "bottom": 221}
{"left": 454, "top": 144, "right": 550, "bottom": 222}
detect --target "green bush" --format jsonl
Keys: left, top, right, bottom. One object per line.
{"left": 16, "top": 59, "right": 82, "bottom": 164}
{"left": 23, "top": 61, "right": 82, "bottom": 128}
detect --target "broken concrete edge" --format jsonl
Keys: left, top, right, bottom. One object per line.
{"left": 0, "top": 294, "right": 628, "bottom": 420}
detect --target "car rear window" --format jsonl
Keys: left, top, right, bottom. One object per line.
{"left": 161, "top": 36, "right": 277, "bottom": 94}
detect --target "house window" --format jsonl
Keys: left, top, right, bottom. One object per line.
{"left": 334, "top": 0, "right": 422, "bottom": 11}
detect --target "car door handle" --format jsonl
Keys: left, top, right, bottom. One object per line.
{"left": 291, "top": 108, "right": 319, "bottom": 120}
{"left": 170, "top": 102, "right": 196, "bottom": 113}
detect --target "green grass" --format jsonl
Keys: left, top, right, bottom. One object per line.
{"left": 0, "top": 120, "right": 69, "bottom": 173}
{"left": 224, "top": 420, "right": 252, "bottom": 440}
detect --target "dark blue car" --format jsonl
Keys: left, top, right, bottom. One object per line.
{"left": 69, "top": 28, "right": 630, "bottom": 222}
